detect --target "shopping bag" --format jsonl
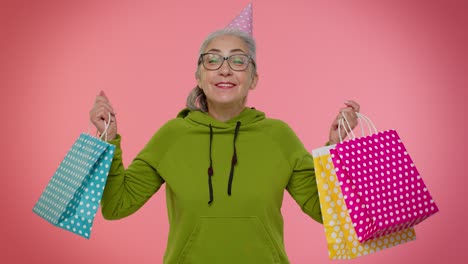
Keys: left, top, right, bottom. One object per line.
{"left": 313, "top": 145, "right": 416, "bottom": 259}
{"left": 33, "top": 119, "right": 114, "bottom": 239}
{"left": 329, "top": 113, "right": 438, "bottom": 243}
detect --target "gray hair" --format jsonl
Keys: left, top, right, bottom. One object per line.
{"left": 186, "top": 28, "right": 257, "bottom": 112}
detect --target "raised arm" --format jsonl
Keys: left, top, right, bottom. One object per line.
{"left": 89, "top": 91, "right": 165, "bottom": 220}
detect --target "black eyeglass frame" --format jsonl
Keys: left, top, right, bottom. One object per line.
{"left": 198, "top": 53, "right": 256, "bottom": 71}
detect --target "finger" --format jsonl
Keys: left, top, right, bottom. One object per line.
{"left": 101, "top": 104, "right": 115, "bottom": 116}
{"left": 94, "top": 95, "right": 111, "bottom": 105}
{"left": 90, "top": 115, "right": 106, "bottom": 132}
{"left": 90, "top": 108, "right": 114, "bottom": 122}
{"left": 98, "top": 91, "right": 114, "bottom": 113}
{"left": 338, "top": 107, "right": 357, "bottom": 120}
{"left": 94, "top": 92, "right": 112, "bottom": 106}
{"left": 100, "top": 110, "right": 114, "bottom": 123}
{"left": 334, "top": 119, "right": 350, "bottom": 139}
{"left": 90, "top": 106, "right": 113, "bottom": 121}
{"left": 331, "top": 117, "right": 340, "bottom": 129}
{"left": 340, "top": 112, "right": 359, "bottom": 130}
{"left": 99, "top": 90, "right": 109, "bottom": 99}
{"left": 93, "top": 100, "right": 116, "bottom": 115}
{"left": 90, "top": 106, "right": 117, "bottom": 128}
{"left": 337, "top": 119, "right": 348, "bottom": 131}
{"left": 344, "top": 100, "right": 360, "bottom": 112}
{"left": 339, "top": 106, "right": 352, "bottom": 112}
{"left": 344, "top": 100, "right": 359, "bottom": 110}
{"left": 340, "top": 109, "right": 358, "bottom": 118}
{"left": 340, "top": 108, "right": 357, "bottom": 117}
{"left": 332, "top": 112, "right": 349, "bottom": 130}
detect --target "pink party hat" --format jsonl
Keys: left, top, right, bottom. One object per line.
{"left": 225, "top": 3, "right": 253, "bottom": 35}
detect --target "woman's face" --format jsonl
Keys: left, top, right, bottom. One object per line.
{"left": 197, "top": 35, "right": 258, "bottom": 110}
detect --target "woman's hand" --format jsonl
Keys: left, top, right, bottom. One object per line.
{"left": 328, "top": 100, "right": 360, "bottom": 145}
{"left": 89, "top": 91, "right": 117, "bottom": 140}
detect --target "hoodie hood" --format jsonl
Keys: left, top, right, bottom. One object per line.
{"left": 176, "top": 107, "right": 265, "bottom": 205}
{"left": 177, "top": 107, "right": 265, "bottom": 129}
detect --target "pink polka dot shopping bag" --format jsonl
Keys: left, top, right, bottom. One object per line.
{"left": 312, "top": 146, "right": 416, "bottom": 259}
{"left": 329, "top": 112, "right": 438, "bottom": 243}
{"left": 33, "top": 118, "right": 114, "bottom": 239}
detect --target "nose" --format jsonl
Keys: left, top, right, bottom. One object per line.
{"left": 218, "top": 58, "right": 232, "bottom": 76}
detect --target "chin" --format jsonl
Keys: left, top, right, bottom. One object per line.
{"left": 209, "top": 97, "right": 244, "bottom": 106}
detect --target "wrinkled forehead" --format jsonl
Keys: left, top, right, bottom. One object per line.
{"left": 203, "top": 35, "right": 248, "bottom": 55}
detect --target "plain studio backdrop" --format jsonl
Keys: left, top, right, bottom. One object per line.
{"left": 2, "top": 0, "right": 467, "bottom": 263}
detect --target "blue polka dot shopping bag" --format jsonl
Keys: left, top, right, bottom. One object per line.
{"left": 33, "top": 126, "right": 115, "bottom": 239}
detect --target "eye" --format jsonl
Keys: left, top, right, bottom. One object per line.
{"left": 206, "top": 54, "right": 221, "bottom": 64}
{"left": 208, "top": 58, "right": 219, "bottom": 64}
{"left": 231, "top": 55, "right": 247, "bottom": 65}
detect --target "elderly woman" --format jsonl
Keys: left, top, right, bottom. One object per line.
{"left": 90, "top": 27, "right": 360, "bottom": 264}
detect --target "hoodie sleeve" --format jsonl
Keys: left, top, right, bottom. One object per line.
{"left": 286, "top": 151, "right": 323, "bottom": 224}
{"left": 271, "top": 120, "right": 322, "bottom": 224}
{"left": 100, "top": 134, "right": 165, "bottom": 220}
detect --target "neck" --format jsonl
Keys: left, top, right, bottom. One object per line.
{"left": 207, "top": 101, "right": 245, "bottom": 122}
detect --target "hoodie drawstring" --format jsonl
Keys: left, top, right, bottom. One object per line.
{"left": 207, "top": 121, "right": 241, "bottom": 205}
{"left": 207, "top": 124, "right": 214, "bottom": 205}
{"left": 228, "top": 121, "right": 241, "bottom": 195}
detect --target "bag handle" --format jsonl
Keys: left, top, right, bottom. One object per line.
{"left": 338, "top": 117, "right": 354, "bottom": 142}
{"left": 338, "top": 112, "right": 378, "bottom": 142}
{"left": 87, "top": 112, "right": 111, "bottom": 141}
{"left": 356, "top": 112, "right": 378, "bottom": 135}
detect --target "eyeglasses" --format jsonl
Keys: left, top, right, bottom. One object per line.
{"left": 198, "top": 53, "right": 254, "bottom": 71}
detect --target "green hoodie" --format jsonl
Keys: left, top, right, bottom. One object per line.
{"left": 101, "top": 107, "right": 323, "bottom": 264}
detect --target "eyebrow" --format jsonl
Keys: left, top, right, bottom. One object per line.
{"left": 206, "top": 48, "right": 247, "bottom": 54}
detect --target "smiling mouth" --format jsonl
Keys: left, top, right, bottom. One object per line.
{"left": 215, "top": 82, "right": 236, "bottom": 89}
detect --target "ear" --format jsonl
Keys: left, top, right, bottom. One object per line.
{"left": 196, "top": 76, "right": 202, "bottom": 90}
{"left": 249, "top": 73, "right": 258, "bottom": 90}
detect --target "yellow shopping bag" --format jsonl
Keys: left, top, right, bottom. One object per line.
{"left": 312, "top": 145, "right": 416, "bottom": 260}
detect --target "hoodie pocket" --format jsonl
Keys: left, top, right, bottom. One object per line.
{"left": 178, "top": 216, "right": 280, "bottom": 264}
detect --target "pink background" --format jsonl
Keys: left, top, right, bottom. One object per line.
{"left": 2, "top": 0, "right": 467, "bottom": 263}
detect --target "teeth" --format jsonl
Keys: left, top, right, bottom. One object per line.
{"left": 217, "top": 83, "right": 234, "bottom": 87}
